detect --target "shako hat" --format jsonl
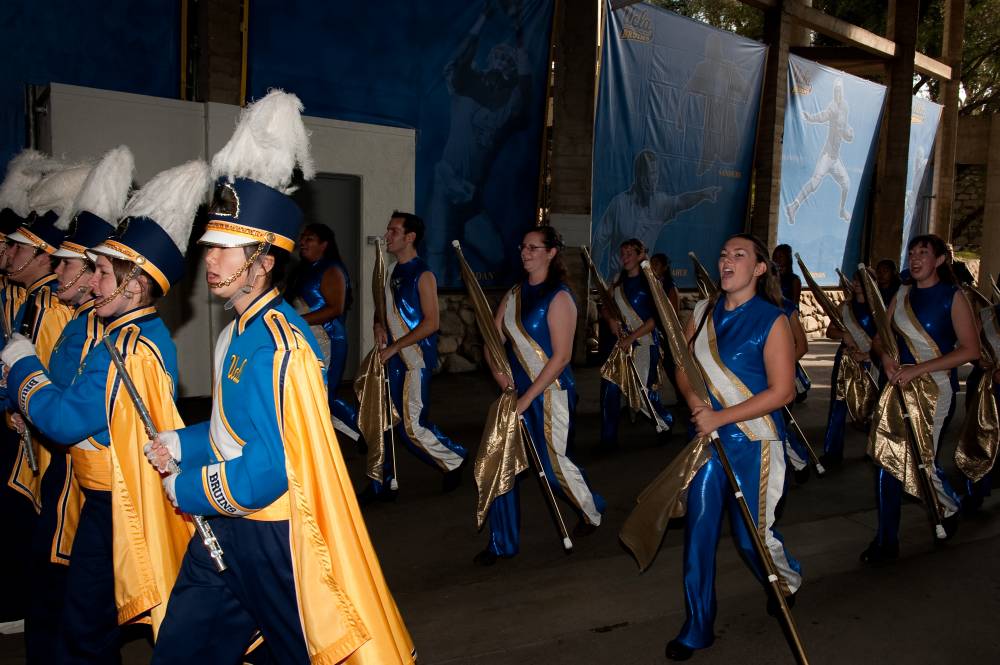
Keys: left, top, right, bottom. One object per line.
{"left": 55, "top": 145, "right": 135, "bottom": 259}
{"left": 8, "top": 162, "right": 93, "bottom": 254}
{"left": 89, "top": 160, "right": 209, "bottom": 294}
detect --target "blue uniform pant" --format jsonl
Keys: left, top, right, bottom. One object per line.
{"left": 326, "top": 333, "right": 361, "bottom": 440}
{"left": 675, "top": 438, "right": 801, "bottom": 650}
{"left": 372, "top": 363, "right": 467, "bottom": 494}
{"left": 57, "top": 489, "right": 120, "bottom": 665}
{"left": 874, "top": 394, "right": 960, "bottom": 546}
{"left": 486, "top": 388, "right": 605, "bottom": 557}
{"left": 153, "top": 517, "right": 308, "bottom": 665}
{"left": 599, "top": 344, "right": 673, "bottom": 445}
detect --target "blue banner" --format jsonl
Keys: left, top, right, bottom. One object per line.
{"left": 591, "top": 2, "right": 766, "bottom": 286}
{"left": 778, "top": 55, "right": 886, "bottom": 285}
{"left": 0, "top": 1, "right": 179, "bottom": 168}
{"left": 249, "top": 0, "right": 553, "bottom": 289}
{"left": 900, "top": 97, "right": 942, "bottom": 262}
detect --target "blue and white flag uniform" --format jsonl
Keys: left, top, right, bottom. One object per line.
{"left": 370, "top": 256, "right": 467, "bottom": 495}
{"left": 600, "top": 272, "right": 673, "bottom": 445}
{"left": 676, "top": 296, "right": 801, "bottom": 651}
{"left": 485, "top": 281, "right": 605, "bottom": 558}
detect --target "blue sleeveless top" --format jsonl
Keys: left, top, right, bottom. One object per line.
{"left": 507, "top": 281, "right": 576, "bottom": 395}
{"left": 896, "top": 282, "right": 959, "bottom": 364}
{"left": 705, "top": 296, "right": 786, "bottom": 443}
{"left": 618, "top": 272, "right": 660, "bottom": 343}
{"left": 389, "top": 256, "right": 437, "bottom": 369}
{"left": 850, "top": 299, "right": 877, "bottom": 338}
{"left": 295, "top": 258, "right": 349, "bottom": 342}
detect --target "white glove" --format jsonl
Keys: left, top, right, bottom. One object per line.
{"left": 162, "top": 472, "right": 179, "bottom": 509}
{"left": 1, "top": 333, "right": 37, "bottom": 368}
{"left": 143, "top": 430, "right": 181, "bottom": 474}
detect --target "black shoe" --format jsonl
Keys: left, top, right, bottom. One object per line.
{"left": 795, "top": 391, "right": 808, "bottom": 404}
{"left": 656, "top": 429, "right": 673, "bottom": 446}
{"left": 472, "top": 549, "right": 498, "bottom": 567}
{"left": 355, "top": 437, "right": 368, "bottom": 456}
{"left": 793, "top": 466, "right": 810, "bottom": 485}
{"left": 356, "top": 484, "right": 379, "bottom": 507}
{"left": 942, "top": 513, "right": 960, "bottom": 540}
{"left": 859, "top": 539, "right": 898, "bottom": 564}
{"left": 572, "top": 520, "right": 599, "bottom": 538}
{"left": 442, "top": 459, "right": 466, "bottom": 493}
{"left": 665, "top": 640, "right": 693, "bottom": 661}
{"left": 595, "top": 440, "right": 618, "bottom": 456}
{"left": 766, "top": 590, "right": 796, "bottom": 617}
{"left": 818, "top": 453, "right": 842, "bottom": 470}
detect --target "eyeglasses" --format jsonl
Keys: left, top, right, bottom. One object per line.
{"left": 518, "top": 244, "right": 547, "bottom": 253}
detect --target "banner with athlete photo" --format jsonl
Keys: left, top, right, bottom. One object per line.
{"left": 778, "top": 55, "right": 886, "bottom": 285}
{"left": 591, "top": 1, "right": 767, "bottom": 287}
{"left": 900, "top": 97, "right": 943, "bottom": 263}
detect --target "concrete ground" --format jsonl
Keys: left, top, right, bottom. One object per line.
{"left": 2, "top": 340, "right": 998, "bottom": 664}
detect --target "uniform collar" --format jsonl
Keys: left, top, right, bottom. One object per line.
{"left": 105, "top": 305, "right": 157, "bottom": 336}
{"left": 25, "top": 272, "right": 59, "bottom": 295}
{"left": 237, "top": 288, "right": 281, "bottom": 335}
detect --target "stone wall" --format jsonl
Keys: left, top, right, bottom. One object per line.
{"left": 952, "top": 164, "right": 986, "bottom": 253}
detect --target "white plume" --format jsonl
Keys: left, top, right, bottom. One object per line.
{"left": 0, "top": 150, "right": 57, "bottom": 216}
{"left": 65, "top": 145, "right": 135, "bottom": 230}
{"left": 29, "top": 163, "right": 93, "bottom": 223}
{"left": 211, "top": 89, "right": 315, "bottom": 193}
{"left": 123, "top": 160, "right": 210, "bottom": 254}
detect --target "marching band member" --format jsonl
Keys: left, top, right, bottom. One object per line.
{"left": 821, "top": 271, "right": 877, "bottom": 468}
{"left": 8, "top": 150, "right": 130, "bottom": 663}
{"left": 476, "top": 226, "right": 605, "bottom": 565}
{"left": 773, "top": 244, "right": 810, "bottom": 403}
{"left": 290, "top": 223, "right": 363, "bottom": 447}
{"left": 598, "top": 238, "right": 672, "bottom": 452}
{"left": 146, "top": 90, "right": 414, "bottom": 664}
{"left": 780, "top": 296, "right": 810, "bottom": 483}
{"left": 862, "top": 234, "right": 979, "bottom": 563}
{"left": 2, "top": 160, "right": 206, "bottom": 661}
{"left": 359, "top": 211, "right": 468, "bottom": 503}
{"left": 666, "top": 234, "right": 801, "bottom": 661}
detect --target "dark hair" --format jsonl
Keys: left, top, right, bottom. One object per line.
{"left": 650, "top": 252, "right": 670, "bottom": 269}
{"left": 523, "top": 225, "right": 566, "bottom": 293}
{"left": 875, "top": 258, "right": 898, "bottom": 275}
{"left": 773, "top": 244, "right": 792, "bottom": 256}
{"left": 905, "top": 233, "right": 955, "bottom": 284}
{"left": 616, "top": 237, "right": 646, "bottom": 283}
{"left": 391, "top": 211, "right": 425, "bottom": 245}
{"left": 726, "top": 233, "right": 783, "bottom": 306}
{"left": 109, "top": 256, "right": 163, "bottom": 304}
{"left": 244, "top": 244, "right": 290, "bottom": 290}
{"left": 300, "top": 223, "right": 344, "bottom": 263}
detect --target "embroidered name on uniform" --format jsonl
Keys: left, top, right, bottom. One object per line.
{"left": 18, "top": 371, "right": 50, "bottom": 412}
{"left": 206, "top": 466, "right": 248, "bottom": 516}
{"left": 226, "top": 354, "right": 248, "bottom": 383}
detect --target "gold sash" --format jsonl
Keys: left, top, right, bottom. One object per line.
{"left": 956, "top": 306, "right": 1000, "bottom": 482}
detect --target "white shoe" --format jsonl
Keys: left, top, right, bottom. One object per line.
{"left": 0, "top": 619, "right": 24, "bottom": 635}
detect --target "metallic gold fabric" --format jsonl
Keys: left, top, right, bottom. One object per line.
{"left": 868, "top": 375, "right": 939, "bottom": 500}
{"left": 453, "top": 242, "right": 527, "bottom": 528}
{"left": 355, "top": 243, "right": 399, "bottom": 483}
{"left": 619, "top": 262, "right": 714, "bottom": 570}
{"left": 797, "top": 254, "right": 849, "bottom": 335}
{"left": 956, "top": 367, "right": 999, "bottom": 482}
{"left": 838, "top": 352, "right": 876, "bottom": 424}
{"left": 689, "top": 252, "right": 719, "bottom": 299}
{"left": 278, "top": 333, "right": 415, "bottom": 664}
{"left": 600, "top": 344, "right": 644, "bottom": 414}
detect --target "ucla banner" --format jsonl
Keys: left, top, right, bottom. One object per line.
{"left": 900, "top": 97, "right": 943, "bottom": 262}
{"left": 591, "top": 2, "right": 766, "bottom": 286}
{"left": 779, "top": 55, "right": 886, "bottom": 285}
{"left": 249, "top": 1, "right": 553, "bottom": 289}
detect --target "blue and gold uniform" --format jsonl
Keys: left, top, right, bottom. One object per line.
{"left": 371, "top": 256, "right": 466, "bottom": 494}
{"left": 485, "top": 281, "right": 605, "bottom": 557}
{"left": 600, "top": 272, "right": 673, "bottom": 446}
{"left": 873, "top": 283, "right": 962, "bottom": 548}
{"left": 293, "top": 257, "right": 361, "bottom": 440}
{"left": 823, "top": 298, "right": 877, "bottom": 462}
{"left": 676, "top": 296, "right": 801, "bottom": 651}
{"left": 779, "top": 297, "right": 810, "bottom": 473}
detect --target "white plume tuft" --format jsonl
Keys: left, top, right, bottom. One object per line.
{"left": 29, "top": 163, "right": 93, "bottom": 224}
{"left": 211, "top": 89, "right": 315, "bottom": 193}
{"left": 65, "top": 145, "right": 135, "bottom": 230}
{"left": 0, "top": 150, "right": 60, "bottom": 216}
{"left": 123, "top": 160, "right": 210, "bottom": 254}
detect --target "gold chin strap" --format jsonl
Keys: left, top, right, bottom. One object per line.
{"left": 207, "top": 240, "right": 267, "bottom": 289}
{"left": 7, "top": 246, "right": 40, "bottom": 277}
{"left": 93, "top": 263, "right": 140, "bottom": 310}
{"left": 56, "top": 261, "right": 91, "bottom": 295}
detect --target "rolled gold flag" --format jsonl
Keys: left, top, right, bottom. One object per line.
{"left": 453, "top": 241, "right": 528, "bottom": 528}
{"left": 619, "top": 260, "right": 712, "bottom": 571}
{"left": 688, "top": 251, "right": 719, "bottom": 300}
{"left": 956, "top": 284, "right": 999, "bottom": 482}
{"left": 355, "top": 241, "right": 399, "bottom": 482}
